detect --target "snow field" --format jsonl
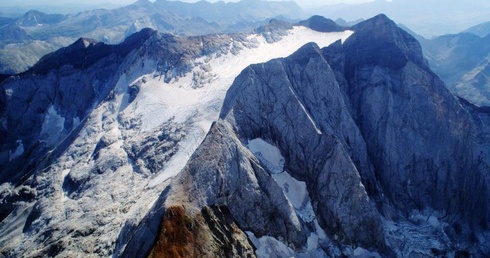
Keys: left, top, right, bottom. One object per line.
{"left": 127, "top": 26, "right": 353, "bottom": 187}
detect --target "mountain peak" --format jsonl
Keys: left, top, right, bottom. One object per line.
{"left": 75, "top": 38, "right": 98, "bottom": 48}
{"left": 297, "top": 15, "right": 346, "bottom": 33}
{"left": 24, "top": 10, "right": 45, "bottom": 17}
{"left": 18, "top": 9, "right": 66, "bottom": 27}
{"left": 286, "top": 42, "right": 322, "bottom": 66}
{"left": 345, "top": 13, "right": 426, "bottom": 70}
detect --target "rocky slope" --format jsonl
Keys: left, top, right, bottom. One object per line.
{"left": 0, "top": 19, "right": 351, "bottom": 257}
{"left": 127, "top": 14, "right": 490, "bottom": 257}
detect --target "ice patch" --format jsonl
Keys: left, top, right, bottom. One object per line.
{"left": 247, "top": 231, "right": 329, "bottom": 258}
{"left": 247, "top": 138, "right": 284, "bottom": 174}
{"left": 41, "top": 105, "right": 65, "bottom": 146}
{"left": 247, "top": 138, "right": 330, "bottom": 253}
{"left": 383, "top": 210, "right": 451, "bottom": 257}
{"left": 272, "top": 172, "right": 315, "bottom": 223}
{"left": 246, "top": 231, "right": 296, "bottom": 258}
{"left": 147, "top": 127, "right": 205, "bottom": 188}
{"left": 353, "top": 247, "right": 382, "bottom": 258}
{"left": 9, "top": 140, "right": 24, "bottom": 161}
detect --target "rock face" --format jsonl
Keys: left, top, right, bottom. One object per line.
{"left": 147, "top": 205, "right": 256, "bottom": 258}
{"left": 134, "top": 14, "right": 490, "bottom": 257}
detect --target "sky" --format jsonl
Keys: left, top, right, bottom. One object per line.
{"left": 0, "top": 0, "right": 374, "bottom": 8}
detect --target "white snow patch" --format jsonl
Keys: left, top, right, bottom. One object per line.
{"left": 147, "top": 127, "right": 204, "bottom": 188}
{"left": 247, "top": 138, "right": 330, "bottom": 253}
{"left": 9, "top": 140, "right": 24, "bottom": 161}
{"left": 60, "top": 169, "right": 70, "bottom": 201}
{"left": 246, "top": 231, "right": 296, "bottom": 258}
{"left": 0, "top": 204, "right": 34, "bottom": 251}
{"left": 288, "top": 85, "right": 322, "bottom": 135}
{"left": 247, "top": 138, "right": 284, "bottom": 174}
{"left": 41, "top": 105, "right": 65, "bottom": 146}
{"left": 353, "top": 247, "right": 382, "bottom": 258}
{"left": 272, "top": 172, "right": 315, "bottom": 223}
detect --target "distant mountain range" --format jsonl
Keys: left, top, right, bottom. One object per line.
{"left": 0, "top": 0, "right": 304, "bottom": 74}
{"left": 309, "top": 0, "right": 490, "bottom": 38}
{"left": 412, "top": 22, "right": 490, "bottom": 106}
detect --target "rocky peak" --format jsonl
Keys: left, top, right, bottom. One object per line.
{"left": 345, "top": 13, "right": 427, "bottom": 71}
{"left": 131, "top": 0, "right": 154, "bottom": 8}
{"left": 19, "top": 10, "right": 66, "bottom": 27}
{"left": 297, "top": 15, "right": 346, "bottom": 33}
{"left": 28, "top": 28, "right": 156, "bottom": 75}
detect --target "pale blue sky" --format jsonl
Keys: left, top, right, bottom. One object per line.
{"left": 0, "top": 0, "right": 374, "bottom": 8}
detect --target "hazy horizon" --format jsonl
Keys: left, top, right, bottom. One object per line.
{"left": 1, "top": 0, "right": 489, "bottom": 37}
{"left": 0, "top": 0, "right": 373, "bottom": 8}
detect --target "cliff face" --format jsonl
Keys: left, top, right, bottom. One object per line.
{"left": 145, "top": 14, "right": 490, "bottom": 257}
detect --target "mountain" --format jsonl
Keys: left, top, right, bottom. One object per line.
{"left": 153, "top": 0, "right": 303, "bottom": 23}
{"left": 2, "top": 13, "right": 490, "bottom": 257}
{"left": 0, "top": 18, "right": 351, "bottom": 257}
{"left": 418, "top": 31, "right": 490, "bottom": 106}
{"left": 296, "top": 15, "right": 346, "bottom": 32}
{"left": 465, "top": 21, "right": 490, "bottom": 38}
{"left": 0, "top": 0, "right": 304, "bottom": 74}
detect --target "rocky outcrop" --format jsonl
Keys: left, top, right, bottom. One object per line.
{"left": 343, "top": 14, "right": 489, "bottom": 229}
{"left": 147, "top": 205, "right": 255, "bottom": 258}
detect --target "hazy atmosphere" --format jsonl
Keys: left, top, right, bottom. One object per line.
{"left": 0, "top": 0, "right": 373, "bottom": 7}
{"left": 1, "top": 0, "right": 489, "bottom": 37}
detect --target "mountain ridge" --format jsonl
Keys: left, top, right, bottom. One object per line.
{"left": 0, "top": 0, "right": 304, "bottom": 74}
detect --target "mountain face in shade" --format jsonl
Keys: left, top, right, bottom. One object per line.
{"left": 296, "top": 15, "right": 346, "bottom": 33}
{"left": 1, "top": 14, "right": 490, "bottom": 257}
